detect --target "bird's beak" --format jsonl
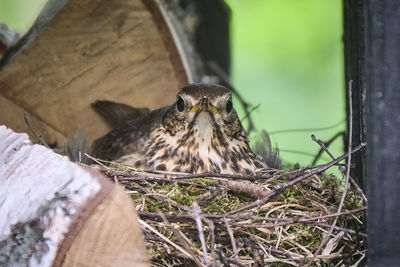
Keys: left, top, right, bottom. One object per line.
{"left": 190, "top": 96, "right": 219, "bottom": 114}
{"left": 200, "top": 96, "right": 208, "bottom": 110}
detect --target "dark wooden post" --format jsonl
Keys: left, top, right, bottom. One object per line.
{"left": 365, "top": 0, "right": 400, "bottom": 265}
{"left": 344, "top": 0, "right": 400, "bottom": 264}
{"left": 343, "top": 0, "right": 368, "bottom": 189}
{"left": 195, "top": 0, "right": 231, "bottom": 75}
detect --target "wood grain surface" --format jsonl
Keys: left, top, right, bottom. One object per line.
{"left": 0, "top": 125, "right": 149, "bottom": 266}
{"left": 60, "top": 185, "right": 149, "bottom": 267}
{"left": 0, "top": 0, "right": 189, "bottom": 145}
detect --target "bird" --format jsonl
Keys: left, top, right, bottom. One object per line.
{"left": 91, "top": 83, "right": 267, "bottom": 175}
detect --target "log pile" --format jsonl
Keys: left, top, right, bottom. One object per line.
{"left": 0, "top": 126, "right": 148, "bottom": 266}
{"left": 0, "top": 0, "right": 195, "bottom": 147}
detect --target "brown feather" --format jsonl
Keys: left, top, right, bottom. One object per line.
{"left": 91, "top": 84, "right": 268, "bottom": 174}
{"left": 92, "top": 100, "right": 150, "bottom": 128}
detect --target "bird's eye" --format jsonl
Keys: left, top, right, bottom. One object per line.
{"left": 176, "top": 95, "right": 185, "bottom": 112}
{"left": 226, "top": 99, "right": 233, "bottom": 113}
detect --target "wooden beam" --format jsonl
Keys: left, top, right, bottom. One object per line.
{"left": 343, "top": 0, "right": 368, "bottom": 189}
{"left": 365, "top": 0, "right": 400, "bottom": 265}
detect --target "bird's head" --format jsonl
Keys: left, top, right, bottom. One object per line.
{"left": 162, "top": 84, "right": 245, "bottom": 139}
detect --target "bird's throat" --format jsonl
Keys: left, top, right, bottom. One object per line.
{"left": 118, "top": 111, "right": 266, "bottom": 174}
{"left": 193, "top": 112, "right": 214, "bottom": 146}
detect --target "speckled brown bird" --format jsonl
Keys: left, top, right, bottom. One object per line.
{"left": 91, "top": 84, "right": 267, "bottom": 174}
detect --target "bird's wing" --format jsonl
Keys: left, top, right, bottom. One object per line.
{"left": 90, "top": 105, "right": 170, "bottom": 161}
{"left": 92, "top": 100, "right": 150, "bottom": 128}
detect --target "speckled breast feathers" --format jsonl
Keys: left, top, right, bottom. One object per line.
{"left": 93, "top": 84, "right": 267, "bottom": 174}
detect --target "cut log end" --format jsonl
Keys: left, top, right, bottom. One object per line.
{"left": 0, "top": 126, "right": 149, "bottom": 266}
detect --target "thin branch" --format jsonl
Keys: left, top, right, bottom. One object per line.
{"left": 311, "top": 131, "right": 346, "bottom": 165}
{"left": 116, "top": 170, "right": 274, "bottom": 181}
{"left": 311, "top": 222, "right": 366, "bottom": 238}
{"left": 218, "top": 179, "right": 271, "bottom": 199}
{"left": 118, "top": 176, "right": 207, "bottom": 188}
{"left": 138, "top": 219, "right": 194, "bottom": 260}
{"left": 138, "top": 207, "right": 366, "bottom": 224}
{"left": 311, "top": 134, "right": 367, "bottom": 203}
{"left": 306, "top": 80, "right": 355, "bottom": 266}
{"left": 90, "top": 154, "right": 358, "bottom": 183}
{"left": 226, "top": 142, "right": 366, "bottom": 215}
{"left": 159, "top": 213, "right": 205, "bottom": 267}
{"left": 241, "top": 104, "right": 261, "bottom": 122}
{"left": 192, "top": 202, "right": 209, "bottom": 265}
{"left": 208, "top": 221, "right": 217, "bottom": 267}
{"left": 231, "top": 221, "right": 365, "bottom": 238}
{"left": 224, "top": 217, "right": 240, "bottom": 262}
{"left": 230, "top": 207, "right": 366, "bottom": 229}
{"left": 119, "top": 174, "right": 270, "bottom": 199}
{"left": 23, "top": 114, "right": 50, "bottom": 148}
{"left": 108, "top": 167, "right": 321, "bottom": 182}
{"left": 269, "top": 119, "right": 345, "bottom": 135}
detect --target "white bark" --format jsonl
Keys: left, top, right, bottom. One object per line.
{"left": 0, "top": 125, "right": 101, "bottom": 266}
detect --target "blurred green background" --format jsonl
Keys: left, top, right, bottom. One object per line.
{"left": 225, "top": 0, "right": 345, "bottom": 168}
{"left": 0, "top": 0, "right": 345, "bottom": 168}
{"left": 0, "top": 0, "right": 47, "bottom": 33}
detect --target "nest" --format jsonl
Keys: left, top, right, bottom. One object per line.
{"left": 87, "top": 142, "right": 366, "bottom": 267}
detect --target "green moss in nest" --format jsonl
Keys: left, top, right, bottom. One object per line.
{"left": 202, "top": 190, "right": 252, "bottom": 213}
{"left": 96, "top": 160, "right": 366, "bottom": 266}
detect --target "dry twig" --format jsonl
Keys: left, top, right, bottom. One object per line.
{"left": 224, "top": 217, "right": 240, "bottom": 262}
{"left": 192, "top": 202, "right": 209, "bottom": 265}
{"left": 306, "top": 80, "right": 355, "bottom": 266}
{"left": 23, "top": 114, "right": 50, "bottom": 148}
{"left": 226, "top": 142, "right": 365, "bottom": 215}
{"left": 311, "top": 134, "right": 367, "bottom": 203}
